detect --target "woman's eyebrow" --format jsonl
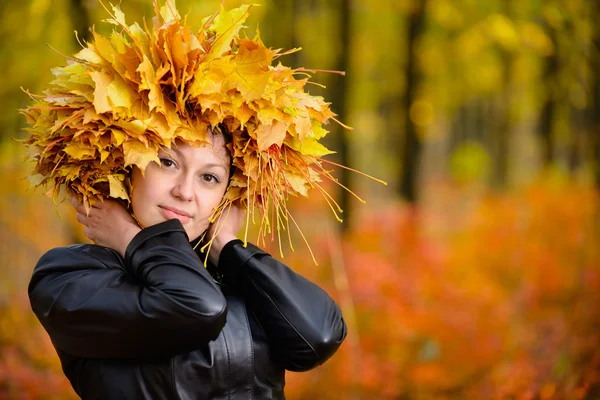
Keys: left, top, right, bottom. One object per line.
{"left": 168, "top": 146, "right": 227, "bottom": 172}
{"left": 169, "top": 147, "right": 183, "bottom": 157}
{"left": 203, "top": 163, "right": 228, "bottom": 173}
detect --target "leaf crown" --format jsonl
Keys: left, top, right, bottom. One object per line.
{"left": 20, "top": 0, "right": 385, "bottom": 264}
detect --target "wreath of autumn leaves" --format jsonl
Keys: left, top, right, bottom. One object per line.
{"left": 20, "top": 0, "right": 384, "bottom": 263}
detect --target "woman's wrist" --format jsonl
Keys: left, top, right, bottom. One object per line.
{"left": 117, "top": 225, "right": 142, "bottom": 258}
{"left": 208, "top": 233, "right": 239, "bottom": 265}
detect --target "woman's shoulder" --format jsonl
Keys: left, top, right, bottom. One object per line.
{"left": 36, "top": 244, "right": 123, "bottom": 272}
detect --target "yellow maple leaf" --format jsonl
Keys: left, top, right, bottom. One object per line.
{"left": 223, "top": 37, "right": 274, "bottom": 101}
{"left": 122, "top": 140, "right": 159, "bottom": 171}
{"left": 107, "top": 174, "right": 129, "bottom": 200}
{"left": 64, "top": 143, "right": 97, "bottom": 160}
{"left": 158, "top": 0, "right": 180, "bottom": 22}
{"left": 106, "top": 74, "right": 138, "bottom": 110}
{"left": 256, "top": 120, "right": 287, "bottom": 151}
{"left": 204, "top": 5, "right": 252, "bottom": 63}
{"left": 27, "top": 174, "right": 46, "bottom": 189}
{"left": 284, "top": 171, "right": 309, "bottom": 197}
{"left": 74, "top": 47, "right": 105, "bottom": 65}
{"left": 89, "top": 71, "right": 113, "bottom": 114}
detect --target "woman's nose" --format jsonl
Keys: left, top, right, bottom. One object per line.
{"left": 171, "top": 174, "right": 194, "bottom": 201}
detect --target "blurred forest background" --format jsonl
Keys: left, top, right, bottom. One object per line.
{"left": 1, "top": 0, "right": 599, "bottom": 399}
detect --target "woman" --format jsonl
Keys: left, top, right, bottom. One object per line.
{"left": 21, "top": 2, "right": 367, "bottom": 398}
{"left": 28, "top": 133, "right": 346, "bottom": 399}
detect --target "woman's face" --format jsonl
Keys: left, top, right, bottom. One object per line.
{"left": 130, "top": 136, "right": 231, "bottom": 241}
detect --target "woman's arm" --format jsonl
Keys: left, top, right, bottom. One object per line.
{"left": 29, "top": 219, "right": 227, "bottom": 359}
{"left": 217, "top": 240, "right": 347, "bottom": 372}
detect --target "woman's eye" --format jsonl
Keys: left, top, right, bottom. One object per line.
{"left": 202, "top": 174, "right": 219, "bottom": 184}
{"left": 160, "top": 158, "right": 175, "bottom": 168}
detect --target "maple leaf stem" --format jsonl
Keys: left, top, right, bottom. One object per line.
{"left": 304, "top": 81, "right": 326, "bottom": 89}
{"left": 312, "top": 181, "right": 344, "bottom": 223}
{"left": 286, "top": 209, "right": 318, "bottom": 266}
{"left": 287, "top": 151, "right": 343, "bottom": 211}
{"left": 210, "top": 5, "right": 252, "bottom": 52}
{"left": 252, "top": 186, "right": 257, "bottom": 224}
{"left": 271, "top": 191, "right": 275, "bottom": 242}
{"left": 50, "top": 153, "right": 66, "bottom": 175}
{"left": 98, "top": 0, "right": 133, "bottom": 38}
{"left": 330, "top": 116, "right": 353, "bottom": 131}
{"left": 314, "top": 180, "right": 343, "bottom": 212}
{"left": 74, "top": 30, "right": 86, "bottom": 49}
{"left": 295, "top": 67, "right": 345, "bottom": 76}
{"left": 202, "top": 4, "right": 222, "bottom": 30}
{"left": 44, "top": 136, "right": 69, "bottom": 153}
{"left": 243, "top": 173, "right": 250, "bottom": 247}
{"left": 20, "top": 89, "right": 46, "bottom": 99}
{"left": 242, "top": 138, "right": 252, "bottom": 153}
{"left": 286, "top": 206, "right": 294, "bottom": 252}
{"left": 317, "top": 157, "right": 388, "bottom": 185}
{"left": 30, "top": 106, "right": 79, "bottom": 111}
{"left": 45, "top": 44, "right": 80, "bottom": 63}
{"left": 312, "top": 165, "right": 367, "bottom": 204}
{"left": 51, "top": 110, "right": 85, "bottom": 134}
{"left": 275, "top": 200, "right": 284, "bottom": 259}
{"left": 193, "top": 231, "right": 206, "bottom": 251}
{"left": 272, "top": 47, "right": 302, "bottom": 60}
{"left": 285, "top": 151, "right": 344, "bottom": 221}
{"left": 269, "top": 188, "right": 293, "bottom": 253}
{"left": 200, "top": 201, "right": 232, "bottom": 266}
{"left": 165, "top": 0, "right": 177, "bottom": 21}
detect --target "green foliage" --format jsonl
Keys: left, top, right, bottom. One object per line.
{"left": 450, "top": 140, "right": 491, "bottom": 184}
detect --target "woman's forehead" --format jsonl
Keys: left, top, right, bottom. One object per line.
{"left": 167, "top": 137, "right": 230, "bottom": 168}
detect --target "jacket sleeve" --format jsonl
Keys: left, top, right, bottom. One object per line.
{"left": 28, "top": 219, "right": 227, "bottom": 359}
{"left": 217, "top": 240, "right": 347, "bottom": 372}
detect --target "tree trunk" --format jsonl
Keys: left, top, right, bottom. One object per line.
{"left": 591, "top": 35, "right": 600, "bottom": 188}
{"left": 491, "top": 52, "right": 510, "bottom": 188}
{"left": 400, "top": 0, "right": 427, "bottom": 203}
{"left": 68, "top": 0, "right": 91, "bottom": 44}
{"left": 489, "top": 1, "right": 514, "bottom": 188}
{"left": 329, "top": 0, "right": 351, "bottom": 232}
{"left": 539, "top": 26, "right": 558, "bottom": 167}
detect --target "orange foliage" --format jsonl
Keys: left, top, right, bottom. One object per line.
{"left": 0, "top": 160, "right": 80, "bottom": 400}
{"left": 284, "top": 177, "right": 600, "bottom": 399}
{"left": 1, "top": 172, "right": 599, "bottom": 399}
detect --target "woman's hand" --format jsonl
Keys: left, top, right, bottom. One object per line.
{"left": 71, "top": 197, "right": 142, "bottom": 258}
{"left": 206, "top": 204, "right": 245, "bottom": 266}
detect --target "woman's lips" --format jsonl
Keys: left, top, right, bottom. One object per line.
{"left": 159, "top": 206, "right": 191, "bottom": 224}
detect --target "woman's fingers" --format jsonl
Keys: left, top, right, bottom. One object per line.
{"left": 83, "top": 225, "right": 93, "bottom": 240}
{"left": 69, "top": 196, "right": 104, "bottom": 215}
{"left": 91, "top": 199, "right": 106, "bottom": 209}
{"left": 69, "top": 196, "right": 86, "bottom": 214}
{"left": 77, "top": 212, "right": 95, "bottom": 240}
{"left": 76, "top": 212, "right": 88, "bottom": 225}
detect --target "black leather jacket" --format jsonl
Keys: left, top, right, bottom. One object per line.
{"left": 28, "top": 219, "right": 347, "bottom": 399}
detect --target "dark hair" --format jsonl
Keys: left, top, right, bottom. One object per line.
{"left": 215, "top": 123, "right": 236, "bottom": 182}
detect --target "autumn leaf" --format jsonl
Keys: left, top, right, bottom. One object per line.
{"left": 158, "top": 0, "right": 180, "bottom": 23}
{"left": 204, "top": 5, "right": 251, "bottom": 63}
{"left": 257, "top": 120, "right": 287, "bottom": 151}
{"left": 284, "top": 171, "right": 309, "bottom": 196}
{"left": 122, "top": 140, "right": 159, "bottom": 171}
{"left": 89, "top": 71, "right": 113, "bottom": 114}
{"left": 63, "top": 143, "right": 96, "bottom": 160}
{"left": 107, "top": 174, "right": 129, "bottom": 200}
{"left": 26, "top": 174, "right": 46, "bottom": 189}
{"left": 224, "top": 36, "right": 275, "bottom": 100}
